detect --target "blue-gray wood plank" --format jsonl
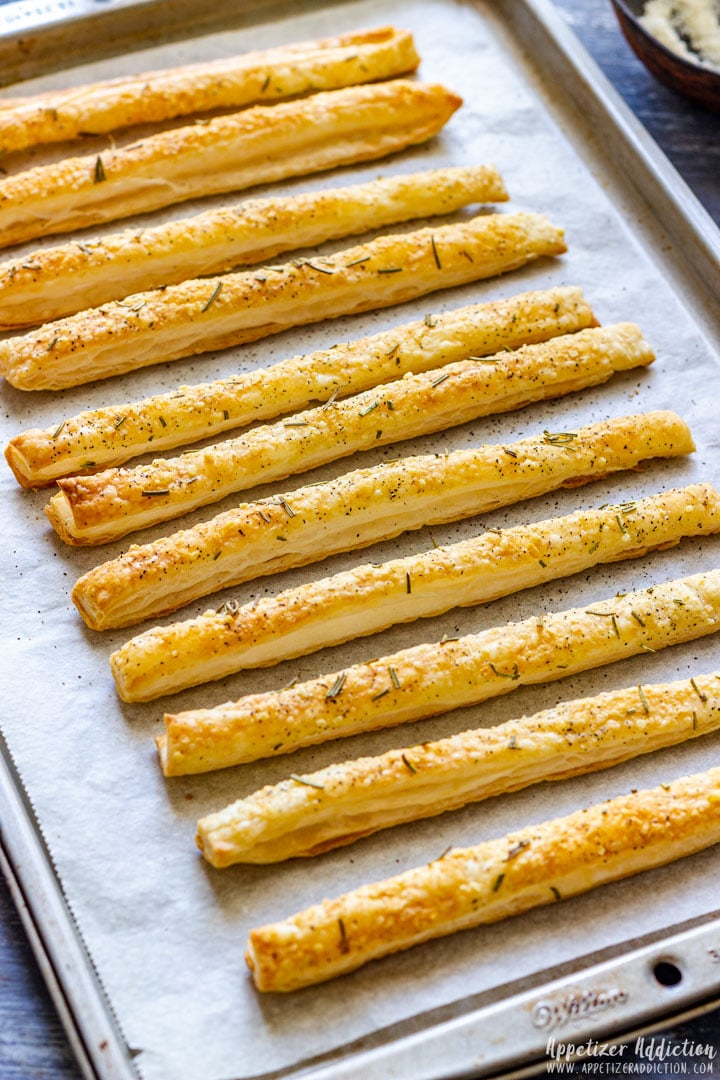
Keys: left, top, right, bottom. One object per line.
{"left": 0, "top": 0, "right": 719, "bottom": 1075}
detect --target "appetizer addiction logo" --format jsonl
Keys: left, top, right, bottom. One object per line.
{"left": 545, "top": 1036, "right": 717, "bottom": 1074}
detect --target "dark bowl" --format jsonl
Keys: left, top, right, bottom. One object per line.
{"left": 610, "top": 0, "right": 720, "bottom": 112}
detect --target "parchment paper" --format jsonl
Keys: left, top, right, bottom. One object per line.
{"left": 1, "top": 1, "right": 720, "bottom": 1077}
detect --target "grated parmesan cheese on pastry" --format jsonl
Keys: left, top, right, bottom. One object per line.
{"left": 0, "top": 165, "right": 507, "bottom": 328}
{"left": 6, "top": 286, "right": 594, "bottom": 487}
{"left": 71, "top": 410, "right": 694, "bottom": 632}
{"left": 0, "top": 27, "right": 420, "bottom": 154}
{"left": 244, "top": 764, "right": 720, "bottom": 990}
{"left": 46, "top": 323, "right": 653, "bottom": 545}
{"left": 0, "top": 211, "right": 564, "bottom": 390}
{"left": 158, "top": 569, "right": 720, "bottom": 773}
{"left": 197, "top": 671, "right": 720, "bottom": 864}
{"left": 113, "top": 484, "right": 720, "bottom": 704}
{"left": 0, "top": 79, "right": 460, "bottom": 249}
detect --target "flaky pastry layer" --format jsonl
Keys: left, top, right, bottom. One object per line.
{"left": 6, "top": 286, "right": 593, "bottom": 487}
{"left": 1, "top": 211, "right": 563, "bottom": 390}
{"left": 47, "top": 322, "right": 652, "bottom": 545}
{"left": 119, "top": 483, "right": 719, "bottom": 704}
{"left": 0, "top": 165, "right": 506, "bottom": 328}
{"left": 0, "top": 27, "right": 419, "bottom": 155}
{"left": 198, "top": 671, "right": 720, "bottom": 865}
{"left": 72, "top": 410, "right": 694, "bottom": 632}
{"left": 245, "top": 765, "right": 720, "bottom": 990}
{"left": 158, "top": 568, "right": 720, "bottom": 772}
{"left": 0, "top": 79, "right": 460, "bottom": 250}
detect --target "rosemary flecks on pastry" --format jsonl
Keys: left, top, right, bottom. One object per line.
{"left": 93, "top": 156, "right": 106, "bottom": 183}
{"left": 289, "top": 774, "right": 325, "bottom": 790}
{"left": 326, "top": 673, "right": 346, "bottom": 699}
{"left": 690, "top": 677, "right": 708, "bottom": 702}
{"left": 201, "top": 282, "right": 223, "bottom": 312}
{"left": 489, "top": 661, "right": 519, "bottom": 680}
{"left": 543, "top": 429, "right": 578, "bottom": 449}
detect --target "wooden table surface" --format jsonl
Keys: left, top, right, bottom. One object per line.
{"left": 0, "top": 0, "right": 719, "bottom": 1076}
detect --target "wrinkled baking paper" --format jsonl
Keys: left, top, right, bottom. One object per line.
{"left": 1, "top": 0, "right": 719, "bottom": 1077}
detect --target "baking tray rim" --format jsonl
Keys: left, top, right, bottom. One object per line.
{"left": 0, "top": 0, "right": 719, "bottom": 1076}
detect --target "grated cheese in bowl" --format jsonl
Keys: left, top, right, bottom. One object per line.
{"left": 640, "top": 0, "right": 720, "bottom": 72}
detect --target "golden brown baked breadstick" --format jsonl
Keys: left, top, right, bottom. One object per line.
{"left": 46, "top": 323, "right": 652, "bottom": 545}
{"left": 72, "top": 410, "right": 694, "bottom": 632}
{"left": 1, "top": 211, "right": 564, "bottom": 390}
{"left": 117, "top": 483, "right": 719, "bottom": 704}
{"left": 158, "top": 568, "right": 720, "bottom": 772}
{"left": 0, "top": 165, "right": 507, "bottom": 328}
{"left": 198, "top": 671, "right": 720, "bottom": 865}
{"left": 0, "top": 80, "right": 460, "bottom": 250}
{"left": 244, "top": 765, "right": 720, "bottom": 990}
{"left": 6, "top": 286, "right": 594, "bottom": 487}
{"left": 0, "top": 27, "right": 419, "bottom": 156}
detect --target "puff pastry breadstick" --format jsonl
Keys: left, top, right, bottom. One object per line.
{"left": 117, "top": 484, "right": 720, "bottom": 703}
{"left": 0, "top": 165, "right": 507, "bottom": 329}
{"left": 198, "top": 671, "right": 720, "bottom": 865}
{"left": 72, "top": 410, "right": 694, "bottom": 632}
{"left": 6, "top": 286, "right": 594, "bottom": 487}
{"left": 47, "top": 323, "right": 652, "bottom": 545}
{"left": 0, "top": 80, "right": 460, "bottom": 250}
{"left": 1, "top": 211, "right": 564, "bottom": 390}
{"left": 158, "top": 568, "right": 720, "bottom": 772}
{"left": 245, "top": 765, "right": 720, "bottom": 990}
{"left": 0, "top": 27, "right": 419, "bottom": 155}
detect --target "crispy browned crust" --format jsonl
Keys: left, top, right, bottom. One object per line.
{"left": 157, "top": 568, "right": 720, "bottom": 773}
{"left": 244, "top": 765, "right": 720, "bottom": 990}
{"left": 1, "top": 211, "right": 563, "bottom": 391}
{"left": 46, "top": 323, "right": 651, "bottom": 545}
{"left": 0, "top": 165, "right": 507, "bottom": 329}
{"left": 112, "top": 484, "right": 720, "bottom": 705}
{"left": 0, "top": 80, "right": 460, "bottom": 250}
{"left": 6, "top": 286, "right": 593, "bottom": 487}
{"left": 0, "top": 28, "right": 420, "bottom": 155}
{"left": 71, "top": 410, "right": 695, "bottom": 633}
{"left": 197, "top": 671, "right": 720, "bottom": 865}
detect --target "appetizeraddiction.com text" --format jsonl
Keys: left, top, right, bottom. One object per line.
{"left": 546, "top": 1037, "right": 717, "bottom": 1074}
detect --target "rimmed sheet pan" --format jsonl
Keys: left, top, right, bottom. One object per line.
{"left": 1, "top": 1, "right": 720, "bottom": 1077}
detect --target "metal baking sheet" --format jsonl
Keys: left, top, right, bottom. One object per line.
{"left": 1, "top": 1, "right": 720, "bottom": 1078}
